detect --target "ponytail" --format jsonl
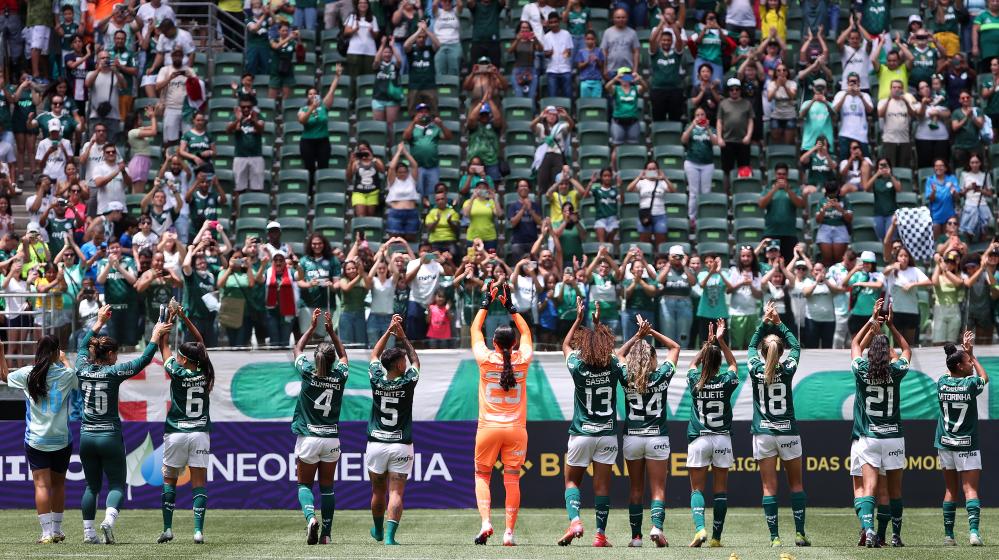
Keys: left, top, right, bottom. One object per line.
{"left": 762, "top": 334, "right": 784, "bottom": 385}
{"left": 625, "top": 340, "right": 656, "bottom": 394}
{"left": 314, "top": 342, "right": 337, "bottom": 378}
{"left": 695, "top": 342, "right": 722, "bottom": 393}
{"left": 492, "top": 325, "right": 517, "bottom": 391}
{"left": 27, "top": 336, "right": 61, "bottom": 404}
{"left": 179, "top": 342, "right": 215, "bottom": 392}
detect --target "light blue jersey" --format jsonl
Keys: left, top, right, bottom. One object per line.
{"left": 7, "top": 364, "right": 78, "bottom": 451}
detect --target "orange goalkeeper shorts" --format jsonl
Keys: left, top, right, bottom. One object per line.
{"left": 474, "top": 426, "right": 528, "bottom": 471}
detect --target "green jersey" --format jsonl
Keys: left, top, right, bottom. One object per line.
{"left": 181, "top": 129, "right": 213, "bottom": 157}
{"left": 650, "top": 49, "right": 682, "bottom": 89}
{"left": 299, "top": 255, "right": 340, "bottom": 308}
{"left": 696, "top": 270, "right": 730, "bottom": 319}
{"left": 983, "top": 75, "right": 999, "bottom": 115}
{"left": 935, "top": 374, "right": 985, "bottom": 450}
{"left": 408, "top": 123, "right": 442, "bottom": 169}
{"left": 164, "top": 356, "right": 212, "bottom": 433}
{"left": 909, "top": 46, "right": 938, "bottom": 87}
{"left": 183, "top": 269, "right": 216, "bottom": 319}
{"left": 108, "top": 47, "right": 137, "bottom": 91}
{"left": 592, "top": 184, "right": 618, "bottom": 220}
{"left": 189, "top": 190, "right": 219, "bottom": 232}
{"left": 977, "top": 10, "right": 999, "bottom": 61}
{"left": 292, "top": 354, "right": 349, "bottom": 437}
{"left": 806, "top": 153, "right": 834, "bottom": 187}
{"left": 367, "top": 360, "right": 419, "bottom": 444}
{"left": 612, "top": 85, "right": 640, "bottom": 120}
{"left": 566, "top": 7, "right": 590, "bottom": 36}
{"left": 686, "top": 124, "right": 715, "bottom": 165}
{"left": 45, "top": 214, "right": 75, "bottom": 256}
{"left": 470, "top": 1, "right": 501, "bottom": 41}
{"left": 624, "top": 276, "right": 658, "bottom": 311}
{"left": 686, "top": 367, "right": 740, "bottom": 442}
{"left": 98, "top": 256, "right": 137, "bottom": 305}
{"left": 851, "top": 356, "right": 910, "bottom": 438}
{"left": 747, "top": 323, "right": 800, "bottom": 435}
{"left": 36, "top": 111, "right": 76, "bottom": 138}
{"left": 407, "top": 43, "right": 436, "bottom": 90}
{"left": 624, "top": 361, "right": 675, "bottom": 436}
{"left": 861, "top": 0, "right": 889, "bottom": 34}
{"left": 144, "top": 277, "right": 174, "bottom": 320}
{"left": 566, "top": 351, "right": 625, "bottom": 436}
{"left": 234, "top": 120, "right": 263, "bottom": 157}
{"left": 848, "top": 270, "right": 882, "bottom": 316}
{"left": 76, "top": 330, "right": 156, "bottom": 433}
{"left": 694, "top": 24, "right": 722, "bottom": 63}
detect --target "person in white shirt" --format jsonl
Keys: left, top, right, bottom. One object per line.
{"left": 801, "top": 262, "right": 843, "bottom": 348}
{"left": 151, "top": 18, "right": 194, "bottom": 73}
{"left": 84, "top": 50, "right": 125, "bottom": 138}
{"left": 432, "top": 0, "right": 462, "bottom": 76}
{"left": 520, "top": 0, "right": 554, "bottom": 40}
{"left": 404, "top": 248, "right": 444, "bottom": 340}
{"left": 90, "top": 144, "right": 131, "bottom": 215}
{"left": 836, "top": 19, "right": 873, "bottom": 92}
{"left": 35, "top": 120, "right": 73, "bottom": 183}
{"left": 543, "top": 12, "right": 574, "bottom": 97}
{"left": 155, "top": 47, "right": 196, "bottom": 146}
{"left": 137, "top": 0, "right": 175, "bottom": 28}
{"left": 832, "top": 72, "right": 874, "bottom": 159}
{"left": 876, "top": 80, "right": 920, "bottom": 169}
{"left": 511, "top": 256, "right": 543, "bottom": 326}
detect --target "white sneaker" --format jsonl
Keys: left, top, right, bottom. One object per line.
{"left": 100, "top": 522, "right": 115, "bottom": 545}
{"left": 943, "top": 536, "right": 957, "bottom": 546}
{"left": 650, "top": 527, "right": 669, "bottom": 547}
{"left": 503, "top": 531, "right": 517, "bottom": 546}
{"left": 83, "top": 533, "right": 100, "bottom": 544}
{"left": 193, "top": 531, "right": 205, "bottom": 544}
{"left": 628, "top": 536, "right": 643, "bottom": 547}
{"left": 156, "top": 529, "right": 173, "bottom": 543}
{"left": 970, "top": 532, "right": 984, "bottom": 546}
{"left": 306, "top": 518, "right": 319, "bottom": 545}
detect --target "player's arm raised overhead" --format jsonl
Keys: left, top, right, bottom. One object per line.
{"left": 295, "top": 308, "right": 322, "bottom": 359}
{"left": 616, "top": 314, "right": 653, "bottom": 360}
{"left": 395, "top": 318, "right": 420, "bottom": 371}
{"left": 471, "top": 285, "right": 497, "bottom": 362}
{"left": 562, "top": 296, "right": 586, "bottom": 359}
{"left": 850, "top": 297, "right": 884, "bottom": 360}
{"left": 715, "top": 319, "right": 737, "bottom": 371}
{"left": 371, "top": 314, "right": 401, "bottom": 363}
{"left": 324, "top": 311, "right": 348, "bottom": 365}
{"left": 882, "top": 303, "right": 911, "bottom": 363}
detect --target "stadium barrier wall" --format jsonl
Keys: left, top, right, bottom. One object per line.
{"left": 0, "top": 420, "right": 993, "bottom": 508}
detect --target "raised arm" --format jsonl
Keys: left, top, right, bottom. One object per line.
{"left": 562, "top": 296, "right": 585, "bottom": 358}
{"left": 371, "top": 314, "right": 403, "bottom": 362}
{"left": 715, "top": 319, "right": 737, "bottom": 370}
{"left": 294, "top": 308, "right": 323, "bottom": 358}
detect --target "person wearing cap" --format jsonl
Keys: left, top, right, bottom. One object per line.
{"left": 841, "top": 250, "right": 883, "bottom": 336}
{"left": 658, "top": 245, "right": 696, "bottom": 348}
{"left": 931, "top": 250, "right": 966, "bottom": 344}
{"left": 575, "top": 30, "right": 606, "bottom": 98}
{"left": 717, "top": 76, "right": 754, "bottom": 182}
{"left": 36, "top": 118, "right": 73, "bottom": 183}
{"left": 606, "top": 68, "right": 647, "bottom": 148}
{"left": 464, "top": 55, "right": 508, "bottom": 108}
{"left": 759, "top": 163, "right": 805, "bottom": 263}
{"left": 466, "top": 96, "right": 505, "bottom": 182}
{"left": 601, "top": 8, "right": 640, "bottom": 78}
{"left": 832, "top": 72, "right": 874, "bottom": 159}
{"left": 532, "top": 105, "right": 574, "bottom": 193}
{"left": 871, "top": 38, "right": 913, "bottom": 102}
{"left": 798, "top": 78, "right": 834, "bottom": 152}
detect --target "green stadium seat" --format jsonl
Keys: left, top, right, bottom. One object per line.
{"left": 237, "top": 192, "right": 271, "bottom": 219}
{"left": 664, "top": 169, "right": 686, "bottom": 193}
{"left": 664, "top": 219, "right": 690, "bottom": 244}
{"left": 576, "top": 97, "right": 608, "bottom": 121}
{"left": 851, "top": 241, "right": 884, "bottom": 265}
{"left": 213, "top": 52, "right": 244, "bottom": 77}
{"left": 654, "top": 145, "right": 684, "bottom": 170}
{"left": 256, "top": 98, "right": 277, "bottom": 122}
{"left": 619, "top": 243, "right": 653, "bottom": 259}
{"left": 298, "top": 29, "right": 316, "bottom": 48}
{"left": 291, "top": 75, "right": 315, "bottom": 98}
{"left": 734, "top": 218, "right": 765, "bottom": 245}
{"left": 505, "top": 121, "right": 535, "bottom": 146}
{"left": 436, "top": 75, "right": 461, "bottom": 97}
{"left": 437, "top": 96, "right": 462, "bottom": 121}
{"left": 658, "top": 241, "right": 691, "bottom": 256}
{"left": 280, "top": 145, "right": 305, "bottom": 171}
{"left": 351, "top": 216, "right": 384, "bottom": 240}
{"left": 277, "top": 170, "right": 310, "bottom": 195}
{"left": 697, "top": 242, "right": 731, "bottom": 266}
{"left": 540, "top": 96, "right": 572, "bottom": 113}
{"left": 505, "top": 145, "right": 535, "bottom": 169}
{"left": 325, "top": 121, "right": 350, "bottom": 147}
{"left": 354, "top": 97, "right": 374, "bottom": 121}
{"left": 845, "top": 191, "right": 874, "bottom": 218}
{"left": 208, "top": 98, "right": 237, "bottom": 122}
{"left": 851, "top": 222, "right": 879, "bottom": 242}
{"left": 313, "top": 216, "right": 345, "bottom": 240}
{"left": 438, "top": 144, "right": 462, "bottom": 170}
{"left": 696, "top": 192, "right": 728, "bottom": 219}
{"left": 577, "top": 121, "right": 610, "bottom": 146}
{"left": 125, "top": 193, "right": 144, "bottom": 214}
{"left": 277, "top": 217, "right": 308, "bottom": 244}
{"left": 329, "top": 145, "right": 349, "bottom": 169}
{"left": 651, "top": 122, "right": 683, "bottom": 147}
{"left": 504, "top": 98, "right": 535, "bottom": 121}
{"left": 618, "top": 218, "right": 642, "bottom": 244}
{"left": 663, "top": 192, "right": 687, "bottom": 222}
{"left": 314, "top": 192, "right": 347, "bottom": 219}
{"left": 315, "top": 169, "right": 347, "bottom": 194}
{"left": 282, "top": 121, "right": 304, "bottom": 145}
{"left": 578, "top": 145, "right": 611, "bottom": 174}
{"left": 356, "top": 121, "right": 388, "bottom": 149}
{"left": 897, "top": 191, "right": 918, "bottom": 207}
{"left": 765, "top": 144, "right": 798, "bottom": 170}
{"left": 236, "top": 217, "right": 268, "bottom": 244}
{"left": 621, "top": 192, "right": 641, "bottom": 220}
{"left": 733, "top": 192, "right": 764, "bottom": 219}
{"left": 616, "top": 145, "right": 648, "bottom": 172}
{"left": 276, "top": 193, "right": 309, "bottom": 218}
{"left": 894, "top": 167, "right": 915, "bottom": 191}
{"left": 696, "top": 217, "right": 729, "bottom": 244}
{"left": 214, "top": 145, "right": 235, "bottom": 171}
{"left": 354, "top": 75, "right": 376, "bottom": 99}
{"left": 731, "top": 176, "right": 763, "bottom": 195}
{"left": 323, "top": 97, "right": 351, "bottom": 122}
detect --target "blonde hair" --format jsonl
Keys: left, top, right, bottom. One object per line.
{"left": 761, "top": 334, "right": 784, "bottom": 385}
{"left": 695, "top": 342, "right": 722, "bottom": 392}
{"left": 625, "top": 340, "right": 657, "bottom": 394}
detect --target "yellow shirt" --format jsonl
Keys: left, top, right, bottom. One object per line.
{"left": 548, "top": 189, "right": 580, "bottom": 224}
{"left": 34, "top": 278, "right": 64, "bottom": 311}
{"left": 877, "top": 64, "right": 908, "bottom": 101}
{"left": 759, "top": 5, "right": 788, "bottom": 42}
{"left": 424, "top": 207, "right": 460, "bottom": 243}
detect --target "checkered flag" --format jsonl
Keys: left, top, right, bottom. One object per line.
{"left": 893, "top": 207, "right": 934, "bottom": 261}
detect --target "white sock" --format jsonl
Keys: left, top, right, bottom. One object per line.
{"left": 38, "top": 513, "right": 52, "bottom": 537}
{"left": 83, "top": 520, "right": 95, "bottom": 537}
{"left": 481, "top": 520, "right": 492, "bottom": 532}
{"left": 51, "top": 512, "right": 63, "bottom": 533}
{"left": 504, "top": 528, "right": 514, "bottom": 535}
{"left": 103, "top": 507, "right": 119, "bottom": 528}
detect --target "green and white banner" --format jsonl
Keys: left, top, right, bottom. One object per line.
{"left": 111, "top": 347, "right": 999, "bottom": 423}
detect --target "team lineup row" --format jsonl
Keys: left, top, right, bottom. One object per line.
{"left": 0, "top": 288, "right": 987, "bottom": 548}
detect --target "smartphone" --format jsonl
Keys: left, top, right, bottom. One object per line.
{"left": 158, "top": 304, "right": 169, "bottom": 322}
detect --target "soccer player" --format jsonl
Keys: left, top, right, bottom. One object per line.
{"left": 558, "top": 297, "right": 624, "bottom": 547}
{"left": 156, "top": 306, "right": 216, "bottom": 544}
{"left": 850, "top": 298, "right": 911, "bottom": 548}
{"left": 686, "top": 319, "right": 739, "bottom": 548}
{"left": 747, "top": 302, "right": 810, "bottom": 547}
{"left": 76, "top": 305, "right": 171, "bottom": 544}
{"left": 366, "top": 314, "right": 420, "bottom": 546}
{"left": 292, "top": 309, "right": 349, "bottom": 545}
{"left": 618, "top": 315, "right": 680, "bottom": 548}
{"left": 0, "top": 334, "right": 77, "bottom": 543}
{"left": 938, "top": 331, "right": 988, "bottom": 547}
{"left": 470, "top": 285, "right": 532, "bottom": 546}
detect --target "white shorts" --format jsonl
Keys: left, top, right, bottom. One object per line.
{"left": 364, "top": 441, "right": 415, "bottom": 475}
{"left": 162, "top": 107, "right": 183, "bottom": 143}
{"left": 566, "top": 434, "right": 619, "bottom": 467}
{"left": 294, "top": 435, "right": 341, "bottom": 465}
{"left": 622, "top": 435, "right": 670, "bottom": 461}
{"left": 752, "top": 434, "right": 803, "bottom": 461}
{"left": 939, "top": 449, "right": 982, "bottom": 472}
{"left": 594, "top": 216, "right": 619, "bottom": 232}
{"left": 25, "top": 26, "right": 50, "bottom": 53}
{"left": 162, "top": 432, "right": 211, "bottom": 469}
{"left": 853, "top": 436, "right": 905, "bottom": 472}
{"left": 849, "top": 439, "right": 884, "bottom": 476}
{"left": 234, "top": 156, "right": 265, "bottom": 192}
{"left": 686, "top": 434, "right": 734, "bottom": 468}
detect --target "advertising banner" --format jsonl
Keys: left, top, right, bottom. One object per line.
{"left": 0, "top": 420, "right": 994, "bottom": 508}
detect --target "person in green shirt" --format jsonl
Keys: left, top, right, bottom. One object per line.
{"left": 404, "top": 23, "right": 439, "bottom": 115}
{"left": 76, "top": 305, "right": 169, "bottom": 544}
{"left": 96, "top": 240, "right": 139, "bottom": 347}
{"left": 466, "top": 97, "right": 505, "bottom": 181}
{"left": 296, "top": 233, "right": 341, "bottom": 332}
{"left": 849, "top": 300, "right": 911, "bottom": 549}
{"left": 155, "top": 306, "right": 216, "bottom": 545}
{"left": 759, "top": 164, "right": 806, "bottom": 262}
{"left": 685, "top": 319, "right": 739, "bottom": 548}
{"left": 227, "top": 96, "right": 265, "bottom": 193}
{"left": 974, "top": 2, "right": 999, "bottom": 72}
{"left": 178, "top": 113, "right": 215, "bottom": 169}
{"left": 338, "top": 258, "right": 371, "bottom": 346}
{"left": 605, "top": 68, "right": 647, "bottom": 146}
{"left": 298, "top": 66, "right": 342, "bottom": 189}
{"left": 936, "top": 332, "right": 988, "bottom": 547}
{"left": 950, "top": 91, "right": 985, "bottom": 170}
{"left": 799, "top": 80, "right": 835, "bottom": 150}
{"left": 747, "top": 304, "right": 810, "bottom": 547}
{"left": 468, "top": 0, "right": 505, "bottom": 65}
{"left": 584, "top": 246, "right": 620, "bottom": 334}
{"left": 843, "top": 251, "right": 884, "bottom": 335}
{"left": 291, "top": 308, "right": 349, "bottom": 545}
{"left": 980, "top": 57, "right": 999, "bottom": 125}
{"left": 696, "top": 254, "right": 734, "bottom": 341}
{"left": 683, "top": 107, "right": 719, "bottom": 222}
{"left": 622, "top": 259, "right": 659, "bottom": 340}
{"left": 181, "top": 238, "right": 219, "bottom": 347}
{"left": 559, "top": 296, "right": 626, "bottom": 547}
{"left": 649, "top": 18, "right": 685, "bottom": 122}
{"left": 403, "top": 103, "right": 454, "bottom": 204}
{"left": 932, "top": 250, "right": 967, "bottom": 344}
{"left": 245, "top": 0, "right": 273, "bottom": 75}
{"left": 799, "top": 135, "right": 836, "bottom": 199}
{"left": 815, "top": 182, "right": 853, "bottom": 266}
{"left": 108, "top": 30, "right": 137, "bottom": 120}
{"left": 268, "top": 22, "right": 298, "bottom": 99}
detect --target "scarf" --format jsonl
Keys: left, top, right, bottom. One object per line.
{"left": 266, "top": 265, "right": 296, "bottom": 317}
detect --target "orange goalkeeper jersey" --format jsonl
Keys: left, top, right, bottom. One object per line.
{"left": 471, "top": 310, "right": 533, "bottom": 429}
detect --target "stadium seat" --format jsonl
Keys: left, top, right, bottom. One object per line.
{"left": 214, "top": 146, "right": 235, "bottom": 172}
{"left": 238, "top": 192, "right": 271, "bottom": 219}
{"left": 576, "top": 98, "right": 608, "bottom": 121}
{"left": 213, "top": 52, "right": 244, "bottom": 78}
{"left": 291, "top": 75, "right": 315, "bottom": 98}
{"left": 315, "top": 169, "right": 348, "bottom": 194}
{"left": 620, "top": 192, "right": 641, "bottom": 220}
{"left": 651, "top": 122, "right": 683, "bottom": 147}
{"left": 578, "top": 145, "right": 611, "bottom": 174}
{"left": 894, "top": 167, "right": 915, "bottom": 191}
{"left": 697, "top": 242, "right": 731, "bottom": 266}
{"left": 313, "top": 216, "right": 346, "bottom": 240}
{"left": 663, "top": 192, "right": 688, "bottom": 222}
{"left": 540, "top": 97, "right": 572, "bottom": 113}
{"left": 851, "top": 222, "right": 879, "bottom": 242}
{"left": 696, "top": 192, "right": 728, "bottom": 219}
{"left": 356, "top": 121, "right": 388, "bottom": 149}
{"left": 658, "top": 241, "right": 691, "bottom": 256}
{"left": 731, "top": 175, "right": 763, "bottom": 195}
{"left": 734, "top": 218, "right": 765, "bottom": 245}
{"left": 280, "top": 145, "right": 305, "bottom": 171}
{"left": 505, "top": 145, "right": 536, "bottom": 169}
{"left": 325, "top": 97, "right": 351, "bottom": 122}
{"left": 438, "top": 144, "right": 462, "bottom": 170}
{"left": 504, "top": 98, "right": 535, "bottom": 121}
{"left": 282, "top": 121, "right": 304, "bottom": 145}
{"left": 619, "top": 243, "right": 653, "bottom": 258}
{"left": 845, "top": 191, "right": 874, "bottom": 218}
{"left": 327, "top": 121, "right": 350, "bottom": 147}
{"left": 236, "top": 217, "right": 268, "bottom": 243}
{"left": 897, "top": 191, "right": 918, "bottom": 208}
{"left": 125, "top": 193, "right": 144, "bottom": 214}
{"left": 654, "top": 145, "right": 684, "bottom": 170}
{"left": 437, "top": 96, "right": 462, "bottom": 121}
{"left": 618, "top": 218, "right": 642, "bottom": 244}
{"left": 733, "top": 192, "right": 764, "bottom": 219}
{"left": 665, "top": 219, "right": 690, "bottom": 244}
{"left": 695, "top": 218, "right": 728, "bottom": 244}
{"left": 351, "top": 216, "right": 384, "bottom": 240}
{"left": 616, "top": 145, "right": 648, "bottom": 172}
{"left": 851, "top": 241, "right": 884, "bottom": 264}
{"left": 765, "top": 145, "right": 798, "bottom": 170}
{"left": 663, "top": 169, "right": 686, "bottom": 193}
{"left": 277, "top": 217, "right": 308, "bottom": 244}
{"left": 354, "top": 97, "right": 375, "bottom": 121}
{"left": 354, "top": 75, "right": 376, "bottom": 99}
{"left": 436, "top": 75, "right": 461, "bottom": 97}
{"left": 208, "top": 98, "right": 238, "bottom": 122}
{"left": 256, "top": 98, "right": 277, "bottom": 122}
{"left": 505, "top": 121, "right": 535, "bottom": 146}
{"left": 276, "top": 193, "right": 309, "bottom": 218}
{"left": 314, "top": 192, "right": 347, "bottom": 219}
{"left": 577, "top": 121, "right": 610, "bottom": 146}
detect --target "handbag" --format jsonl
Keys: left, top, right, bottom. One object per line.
{"left": 638, "top": 180, "right": 661, "bottom": 227}
{"left": 218, "top": 277, "right": 249, "bottom": 329}
{"left": 337, "top": 16, "right": 353, "bottom": 57}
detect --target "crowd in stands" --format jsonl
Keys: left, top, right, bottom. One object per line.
{"left": 1, "top": 0, "right": 999, "bottom": 356}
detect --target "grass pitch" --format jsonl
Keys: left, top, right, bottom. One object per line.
{"left": 0, "top": 508, "right": 991, "bottom": 560}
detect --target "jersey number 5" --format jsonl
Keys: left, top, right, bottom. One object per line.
{"left": 379, "top": 396, "right": 399, "bottom": 426}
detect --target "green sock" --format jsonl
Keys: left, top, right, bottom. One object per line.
{"left": 762, "top": 495, "right": 779, "bottom": 539}
{"left": 858, "top": 496, "right": 875, "bottom": 530}
{"left": 876, "top": 504, "right": 890, "bottom": 540}
{"left": 943, "top": 501, "right": 957, "bottom": 538}
{"left": 628, "top": 503, "right": 642, "bottom": 538}
{"left": 192, "top": 487, "right": 207, "bottom": 533}
{"left": 162, "top": 484, "right": 176, "bottom": 531}
{"left": 564, "top": 488, "right": 581, "bottom": 522}
{"left": 595, "top": 495, "right": 610, "bottom": 534}
{"left": 853, "top": 497, "right": 862, "bottom": 518}
{"left": 385, "top": 519, "right": 400, "bottom": 545}
{"left": 791, "top": 491, "right": 807, "bottom": 535}
{"left": 890, "top": 498, "right": 903, "bottom": 538}
{"left": 650, "top": 499, "right": 665, "bottom": 530}
{"left": 690, "top": 490, "right": 705, "bottom": 532}
{"left": 371, "top": 515, "right": 384, "bottom": 541}
{"left": 319, "top": 486, "right": 335, "bottom": 537}
{"left": 967, "top": 499, "right": 981, "bottom": 534}
{"left": 297, "top": 484, "right": 315, "bottom": 522}
{"left": 711, "top": 493, "right": 728, "bottom": 540}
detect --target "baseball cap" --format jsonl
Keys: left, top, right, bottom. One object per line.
{"left": 616, "top": 66, "right": 632, "bottom": 76}
{"left": 105, "top": 201, "right": 125, "bottom": 213}
{"left": 860, "top": 251, "right": 877, "bottom": 263}
{"left": 765, "top": 240, "right": 781, "bottom": 251}
{"left": 414, "top": 103, "right": 429, "bottom": 111}
{"left": 813, "top": 78, "right": 827, "bottom": 89}
{"left": 945, "top": 250, "right": 960, "bottom": 262}
{"left": 668, "top": 245, "right": 686, "bottom": 257}
{"left": 544, "top": 105, "right": 558, "bottom": 114}
{"left": 26, "top": 222, "right": 41, "bottom": 234}
{"left": 477, "top": 56, "right": 491, "bottom": 64}
{"left": 267, "top": 221, "right": 282, "bottom": 230}
{"left": 908, "top": 14, "right": 922, "bottom": 24}
{"left": 726, "top": 77, "right": 741, "bottom": 88}
{"left": 270, "top": 249, "right": 287, "bottom": 260}
{"left": 793, "top": 260, "right": 808, "bottom": 269}
{"left": 479, "top": 102, "right": 492, "bottom": 114}
{"left": 47, "top": 120, "right": 61, "bottom": 132}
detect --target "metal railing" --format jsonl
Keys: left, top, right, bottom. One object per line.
{"left": 0, "top": 291, "right": 63, "bottom": 363}
{"left": 171, "top": 2, "right": 246, "bottom": 67}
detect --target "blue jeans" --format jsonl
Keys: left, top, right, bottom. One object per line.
{"left": 547, "top": 72, "right": 573, "bottom": 98}
{"left": 659, "top": 296, "right": 693, "bottom": 349}
{"left": 405, "top": 300, "right": 427, "bottom": 340}
{"left": 694, "top": 57, "right": 723, "bottom": 84}
{"left": 435, "top": 43, "right": 462, "bottom": 76}
{"left": 873, "top": 215, "right": 894, "bottom": 242}
{"left": 293, "top": 6, "right": 317, "bottom": 31}
{"left": 266, "top": 309, "right": 294, "bottom": 347}
{"left": 485, "top": 163, "right": 502, "bottom": 183}
{"left": 511, "top": 67, "right": 538, "bottom": 104}
{"left": 571, "top": 36, "right": 584, "bottom": 59}
{"left": 393, "top": 40, "right": 410, "bottom": 75}
{"left": 387, "top": 207, "right": 420, "bottom": 236}
{"left": 621, "top": 309, "right": 651, "bottom": 342}
{"left": 340, "top": 310, "right": 368, "bottom": 346}
{"left": 367, "top": 312, "right": 394, "bottom": 349}
{"left": 418, "top": 166, "right": 440, "bottom": 202}
{"left": 579, "top": 79, "right": 603, "bottom": 98}
{"left": 484, "top": 312, "right": 511, "bottom": 341}
{"left": 614, "top": 0, "right": 648, "bottom": 28}
{"left": 827, "top": 3, "right": 840, "bottom": 37}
